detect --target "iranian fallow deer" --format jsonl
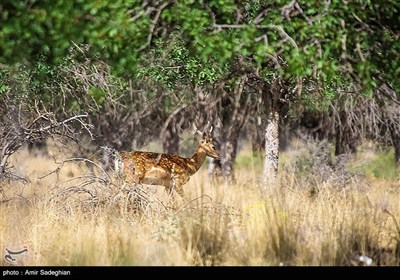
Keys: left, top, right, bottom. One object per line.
{"left": 115, "top": 126, "right": 220, "bottom": 197}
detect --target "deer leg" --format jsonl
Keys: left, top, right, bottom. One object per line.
{"left": 122, "top": 164, "right": 144, "bottom": 191}
{"left": 124, "top": 175, "right": 143, "bottom": 199}
{"left": 175, "top": 176, "right": 190, "bottom": 198}
{"left": 122, "top": 160, "right": 143, "bottom": 184}
{"left": 173, "top": 176, "right": 188, "bottom": 198}
{"left": 166, "top": 174, "right": 187, "bottom": 203}
{"left": 164, "top": 185, "right": 178, "bottom": 210}
{"left": 131, "top": 161, "right": 146, "bottom": 184}
{"left": 165, "top": 186, "right": 174, "bottom": 198}
{"left": 165, "top": 177, "right": 180, "bottom": 203}
{"left": 175, "top": 185, "right": 184, "bottom": 198}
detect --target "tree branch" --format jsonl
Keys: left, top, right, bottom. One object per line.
{"left": 138, "top": 2, "right": 170, "bottom": 51}
{"left": 212, "top": 23, "right": 298, "bottom": 50}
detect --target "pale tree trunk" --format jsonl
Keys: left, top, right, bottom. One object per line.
{"left": 264, "top": 111, "right": 280, "bottom": 190}
{"left": 261, "top": 77, "right": 289, "bottom": 191}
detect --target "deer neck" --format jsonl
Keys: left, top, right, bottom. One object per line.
{"left": 188, "top": 147, "right": 207, "bottom": 175}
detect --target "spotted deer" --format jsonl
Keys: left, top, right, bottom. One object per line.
{"left": 115, "top": 126, "right": 220, "bottom": 197}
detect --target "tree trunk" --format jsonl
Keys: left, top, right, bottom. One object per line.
{"left": 207, "top": 122, "right": 239, "bottom": 184}
{"left": 389, "top": 123, "right": 400, "bottom": 165}
{"left": 251, "top": 120, "right": 265, "bottom": 153}
{"left": 207, "top": 123, "right": 223, "bottom": 179}
{"left": 207, "top": 75, "right": 250, "bottom": 183}
{"left": 264, "top": 111, "right": 280, "bottom": 190}
{"left": 279, "top": 123, "right": 289, "bottom": 151}
{"left": 378, "top": 84, "right": 400, "bottom": 166}
{"left": 335, "top": 110, "right": 357, "bottom": 156}
{"left": 261, "top": 77, "right": 289, "bottom": 191}
{"left": 162, "top": 122, "right": 179, "bottom": 155}
{"left": 221, "top": 138, "right": 238, "bottom": 183}
{"left": 208, "top": 158, "right": 222, "bottom": 178}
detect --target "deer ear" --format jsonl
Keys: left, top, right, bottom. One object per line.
{"left": 202, "top": 131, "right": 207, "bottom": 139}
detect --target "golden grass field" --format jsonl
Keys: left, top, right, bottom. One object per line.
{"left": 1, "top": 141, "right": 399, "bottom": 266}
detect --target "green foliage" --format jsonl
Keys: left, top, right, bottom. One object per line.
{"left": 136, "top": 36, "right": 227, "bottom": 89}
{"left": 0, "top": 0, "right": 147, "bottom": 73}
{"left": 88, "top": 87, "right": 106, "bottom": 106}
{"left": 0, "top": 68, "right": 11, "bottom": 95}
{"left": 1, "top": 0, "right": 399, "bottom": 114}
{"left": 355, "top": 149, "right": 400, "bottom": 180}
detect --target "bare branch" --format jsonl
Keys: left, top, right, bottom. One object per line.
{"left": 1, "top": 104, "right": 94, "bottom": 180}
{"left": 138, "top": 2, "right": 170, "bottom": 51}
{"left": 159, "top": 105, "right": 187, "bottom": 142}
{"left": 127, "top": 2, "right": 153, "bottom": 22}
{"left": 204, "top": 3, "right": 216, "bottom": 25}
{"left": 35, "top": 114, "right": 89, "bottom": 133}
{"left": 378, "top": 84, "right": 400, "bottom": 106}
{"left": 355, "top": 42, "right": 366, "bottom": 61}
{"left": 253, "top": 8, "right": 270, "bottom": 24}
{"left": 255, "top": 34, "right": 281, "bottom": 69}
{"left": 212, "top": 23, "right": 298, "bottom": 50}
{"left": 282, "top": 0, "right": 313, "bottom": 25}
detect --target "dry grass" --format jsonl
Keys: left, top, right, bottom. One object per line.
{"left": 1, "top": 145, "right": 400, "bottom": 266}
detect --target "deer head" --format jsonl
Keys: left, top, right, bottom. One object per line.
{"left": 194, "top": 125, "right": 220, "bottom": 159}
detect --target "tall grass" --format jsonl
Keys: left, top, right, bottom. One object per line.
{"left": 0, "top": 146, "right": 399, "bottom": 266}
